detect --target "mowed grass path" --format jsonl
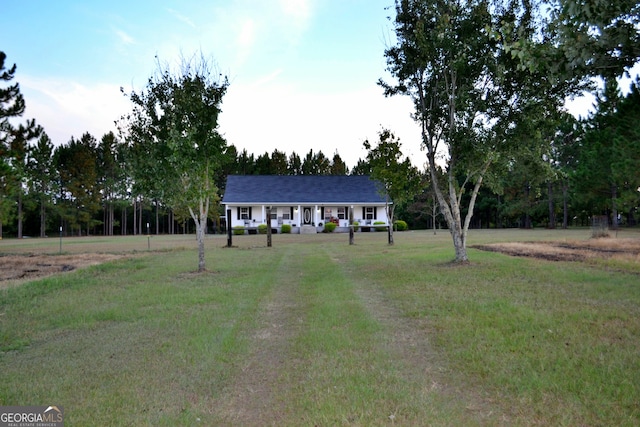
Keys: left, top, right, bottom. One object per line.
{"left": 1, "top": 230, "right": 639, "bottom": 425}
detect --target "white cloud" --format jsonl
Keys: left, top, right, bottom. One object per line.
{"left": 237, "top": 19, "right": 256, "bottom": 49}
{"left": 279, "top": 0, "right": 312, "bottom": 31}
{"left": 167, "top": 8, "right": 197, "bottom": 28}
{"left": 114, "top": 28, "right": 135, "bottom": 45}
{"left": 218, "top": 78, "right": 423, "bottom": 170}
{"left": 19, "top": 76, "right": 130, "bottom": 145}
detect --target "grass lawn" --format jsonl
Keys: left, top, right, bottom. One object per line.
{"left": 1, "top": 229, "right": 639, "bottom": 425}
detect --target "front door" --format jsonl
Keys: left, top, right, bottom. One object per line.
{"left": 302, "top": 207, "right": 313, "bottom": 225}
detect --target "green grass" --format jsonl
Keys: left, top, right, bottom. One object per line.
{"left": 1, "top": 229, "right": 639, "bottom": 425}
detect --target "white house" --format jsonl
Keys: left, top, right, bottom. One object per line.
{"left": 221, "top": 175, "right": 391, "bottom": 233}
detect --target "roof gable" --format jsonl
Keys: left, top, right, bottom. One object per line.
{"left": 222, "top": 175, "right": 388, "bottom": 204}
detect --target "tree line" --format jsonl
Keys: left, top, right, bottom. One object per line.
{"left": 1, "top": 74, "right": 637, "bottom": 240}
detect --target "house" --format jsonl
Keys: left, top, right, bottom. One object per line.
{"left": 221, "top": 175, "right": 391, "bottom": 233}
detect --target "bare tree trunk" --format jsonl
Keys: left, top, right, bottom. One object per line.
{"left": 611, "top": 184, "right": 618, "bottom": 230}
{"left": 138, "top": 199, "right": 143, "bottom": 235}
{"left": 40, "top": 196, "right": 46, "bottom": 237}
{"left": 189, "top": 197, "right": 209, "bottom": 272}
{"left": 562, "top": 181, "right": 569, "bottom": 229}
{"left": 386, "top": 202, "right": 394, "bottom": 245}
{"left": 122, "top": 205, "right": 127, "bottom": 235}
{"left": 133, "top": 199, "right": 137, "bottom": 235}
{"left": 548, "top": 181, "right": 556, "bottom": 229}
{"left": 17, "top": 190, "right": 23, "bottom": 239}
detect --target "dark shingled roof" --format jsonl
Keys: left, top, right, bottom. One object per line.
{"left": 222, "top": 175, "right": 388, "bottom": 204}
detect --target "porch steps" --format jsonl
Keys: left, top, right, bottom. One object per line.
{"left": 300, "top": 225, "right": 317, "bottom": 234}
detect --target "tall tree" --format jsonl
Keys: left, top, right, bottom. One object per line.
{"left": 0, "top": 52, "right": 41, "bottom": 238}
{"left": 7, "top": 121, "right": 41, "bottom": 238}
{"left": 330, "top": 152, "right": 348, "bottom": 175}
{"left": 54, "top": 133, "right": 101, "bottom": 236}
{"left": 572, "top": 78, "right": 640, "bottom": 227}
{"left": 363, "top": 128, "right": 421, "bottom": 244}
{"left": 380, "top": 0, "right": 574, "bottom": 262}
{"left": 28, "top": 132, "right": 55, "bottom": 237}
{"left": 121, "top": 54, "right": 229, "bottom": 272}
{"left": 551, "top": 0, "right": 640, "bottom": 79}
{"left": 97, "top": 132, "right": 125, "bottom": 236}
{"left": 288, "top": 152, "right": 302, "bottom": 175}
{"left": 271, "top": 149, "right": 289, "bottom": 175}
{"left": 302, "top": 149, "right": 331, "bottom": 175}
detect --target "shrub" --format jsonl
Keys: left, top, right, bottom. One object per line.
{"left": 352, "top": 221, "right": 360, "bottom": 232}
{"left": 232, "top": 226, "right": 245, "bottom": 235}
{"left": 323, "top": 222, "right": 337, "bottom": 233}
{"left": 257, "top": 224, "right": 268, "bottom": 234}
{"left": 374, "top": 221, "right": 387, "bottom": 232}
{"left": 281, "top": 224, "right": 292, "bottom": 234}
{"left": 394, "top": 220, "right": 408, "bottom": 231}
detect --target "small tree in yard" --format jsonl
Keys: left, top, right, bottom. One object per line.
{"left": 363, "top": 128, "right": 421, "bottom": 245}
{"left": 121, "top": 55, "right": 229, "bottom": 272}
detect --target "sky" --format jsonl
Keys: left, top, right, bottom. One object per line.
{"left": 1, "top": 0, "right": 629, "bottom": 170}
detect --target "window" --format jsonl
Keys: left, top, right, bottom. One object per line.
{"left": 337, "top": 207, "right": 346, "bottom": 220}
{"left": 365, "top": 207, "right": 374, "bottom": 220}
{"left": 240, "top": 207, "right": 249, "bottom": 219}
{"left": 324, "top": 208, "right": 332, "bottom": 221}
{"left": 282, "top": 209, "right": 291, "bottom": 220}
{"left": 271, "top": 211, "right": 277, "bottom": 220}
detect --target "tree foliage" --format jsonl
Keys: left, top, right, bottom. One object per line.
{"left": 120, "top": 55, "right": 229, "bottom": 272}
{"left": 363, "top": 128, "right": 421, "bottom": 244}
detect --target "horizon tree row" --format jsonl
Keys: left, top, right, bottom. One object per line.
{"left": 2, "top": 51, "right": 639, "bottom": 240}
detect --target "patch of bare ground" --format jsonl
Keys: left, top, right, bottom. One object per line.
{"left": 213, "top": 274, "right": 302, "bottom": 425}
{"left": 472, "top": 238, "right": 640, "bottom": 263}
{"left": 0, "top": 253, "right": 126, "bottom": 289}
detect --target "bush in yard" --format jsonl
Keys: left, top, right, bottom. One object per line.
{"left": 281, "top": 224, "right": 292, "bottom": 233}
{"left": 323, "top": 222, "right": 337, "bottom": 233}
{"left": 394, "top": 220, "right": 408, "bottom": 231}
{"left": 232, "top": 226, "right": 245, "bottom": 235}
{"left": 374, "top": 221, "right": 387, "bottom": 231}
{"left": 352, "top": 221, "right": 360, "bottom": 232}
{"left": 257, "top": 224, "right": 268, "bottom": 234}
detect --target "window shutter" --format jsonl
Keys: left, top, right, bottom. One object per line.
{"left": 290, "top": 207, "right": 294, "bottom": 219}
{"left": 362, "top": 207, "right": 365, "bottom": 219}
{"left": 237, "top": 207, "right": 240, "bottom": 220}
{"left": 321, "top": 207, "right": 325, "bottom": 220}
{"left": 374, "top": 207, "right": 377, "bottom": 220}
{"left": 248, "top": 207, "right": 252, "bottom": 219}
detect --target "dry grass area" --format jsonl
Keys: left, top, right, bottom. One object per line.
{"left": 0, "top": 253, "right": 125, "bottom": 289}
{"left": 473, "top": 237, "right": 640, "bottom": 263}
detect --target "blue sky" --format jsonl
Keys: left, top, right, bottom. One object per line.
{"left": 2, "top": 0, "right": 613, "bottom": 169}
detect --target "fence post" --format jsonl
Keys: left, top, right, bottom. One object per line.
{"left": 349, "top": 206, "right": 354, "bottom": 245}
{"left": 266, "top": 207, "right": 272, "bottom": 247}
{"left": 226, "top": 209, "right": 232, "bottom": 247}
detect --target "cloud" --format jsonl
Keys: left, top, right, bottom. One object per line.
{"left": 279, "top": 0, "right": 312, "bottom": 30}
{"left": 167, "top": 8, "right": 197, "bottom": 28}
{"left": 218, "top": 78, "right": 423, "bottom": 169}
{"left": 237, "top": 19, "right": 256, "bottom": 49}
{"left": 19, "top": 75, "right": 130, "bottom": 145}
{"left": 114, "top": 28, "right": 135, "bottom": 45}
